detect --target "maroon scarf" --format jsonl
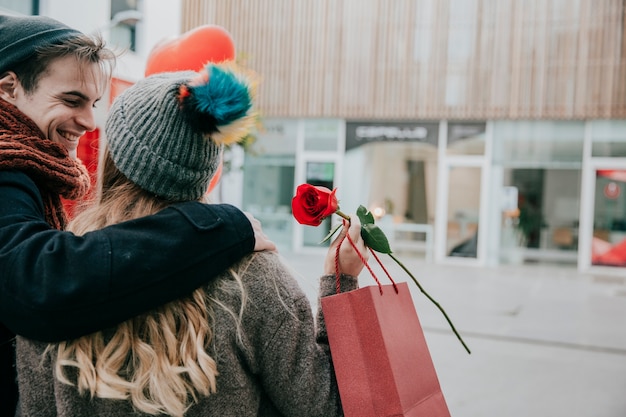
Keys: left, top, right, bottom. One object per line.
{"left": 0, "top": 99, "right": 90, "bottom": 230}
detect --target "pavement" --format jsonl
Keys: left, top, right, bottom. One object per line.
{"left": 277, "top": 249, "right": 626, "bottom": 417}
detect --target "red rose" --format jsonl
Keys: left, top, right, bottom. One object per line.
{"left": 291, "top": 184, "right": 339, "bottom": 226}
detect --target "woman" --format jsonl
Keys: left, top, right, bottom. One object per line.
{"left": 16, "top": 62, "right": 366, "bottom": 416}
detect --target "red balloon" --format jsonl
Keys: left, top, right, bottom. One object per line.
{"left": 145, "top": 24, "right": 236, "bottom": 76}
{"left": 207, "top": 156, "right": 223, "bottom": 194}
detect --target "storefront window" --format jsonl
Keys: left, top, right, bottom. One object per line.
{"left": 493, "top": 120, "right": 584, "bottom": 165}
{"left": 110, "top": 0, "right": 139, "bottom": 51}
{"left": 446, "top": 166, "right": 481, "bottom": 258}
{"left": 591, "top": 120, "right": 626, "bottom": 158}
{"left": 591, "top": 170, "right": 626, "bottom": 267}
{"left": 447, "top": 122, "right": 486, "bottom": 155}
{"left": 587, "top": 121, "right": 626, "bottom": 269}
{"left": 343, "top": 121, "right": 438, "bottom": 214}
{"left": 242, "top": 119, "right": 297, "bottom": 251}
{"left": 493, "top": 121, "right": 584, "bottom": 264}
{"left": 501, "top": 169, "right": 580, "bottom": 258}
{"left": 0, "top": 0, "right": 36, "bottom": 14}
{"left": 342, "top": 121, "right": 438, "bottom": 259}
{"left": 303, "top": 119, "right": 341, "bottom": 152}
{"left": 242, "top": 156, "right": 295, "bottom": 251}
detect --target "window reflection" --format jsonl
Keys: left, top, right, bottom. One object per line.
{"left": 447, "top": 166, "right": 481, "bottom": 258}
{"left": 591, "top": 170, "right": 626, "bottom": 267}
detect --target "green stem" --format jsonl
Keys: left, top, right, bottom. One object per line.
{"left": 388, "top": 253, "right": 471, "bottom": 354}
{"left": 335, "top": 210, "right": 351, "bottom": 222}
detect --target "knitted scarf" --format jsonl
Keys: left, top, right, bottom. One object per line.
{"left": 0, "top": 99, "right": 90, "bottom": 230}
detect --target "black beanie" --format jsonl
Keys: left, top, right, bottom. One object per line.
{"left": 0, "top": 14, "right": 81, "bottom": 75}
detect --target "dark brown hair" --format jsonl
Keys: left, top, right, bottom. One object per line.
{"left": 11, "top": 33, "right": 116, "bottom": 93}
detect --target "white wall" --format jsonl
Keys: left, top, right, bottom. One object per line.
{"left": 137, "top": 0, "right": 182, "bottom": 58}
{"left": 40, "top": 0, "right": 183, "bottom": 82}
{"left": 113, "top": 0, "right": 183, "bottom": 82}
{"left": 40, "top": 0, "right": 110, "bottom": 35}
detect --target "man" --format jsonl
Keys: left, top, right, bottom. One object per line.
{"left": 0, "top": 14, "right": 274, "bottom": 415}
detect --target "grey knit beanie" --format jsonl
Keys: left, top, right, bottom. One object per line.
{"left": 0, "top": 14, "right": 81, "bottom": 74}
{"left": 105, "top": 63, "right": 255, "bottom": 201}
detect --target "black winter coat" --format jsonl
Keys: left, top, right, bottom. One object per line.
{"left": 0, "top": 169, "right": 255, "bottom": 416}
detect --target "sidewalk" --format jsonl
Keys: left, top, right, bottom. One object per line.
{"left": 279, "top": 250, "right": 626, "bottom": 417}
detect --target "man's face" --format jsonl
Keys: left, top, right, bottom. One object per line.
{"left": 12, "top": 56, "right": 104, "bottom": 159}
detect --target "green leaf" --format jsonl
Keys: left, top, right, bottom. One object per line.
{"left": 356, "top": 205, "right": 375, "bottom": 225}
{"left": 319, "top": 223, "right": 342, "bottom": 244}
{"left": 362, "top": 224, "right": 392, "bottom": 254}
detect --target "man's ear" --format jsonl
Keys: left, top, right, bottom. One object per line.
{"left": 0, "top": 72, "right": 19, "bottom": 103}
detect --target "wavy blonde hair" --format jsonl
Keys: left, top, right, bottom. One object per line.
{"left": 52, "top": 150, "right": 247, "bottom": 417}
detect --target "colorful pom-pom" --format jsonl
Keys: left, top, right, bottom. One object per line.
{"left": 179, "top": 63, "right": 257, "bottom": 145}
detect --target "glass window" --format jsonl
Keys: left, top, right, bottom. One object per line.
{"left": 303, "top": 119, "right": 341, "bottom": 152}
{"left": 493, "top": 121, "right": 584, "bottom": 165}
{"left": 342, "top": 141, "right": 438, "bottom": 222}
{"left": 447, "top": 122, "right": 486, "bottom": 156}
{"left": 306, "top": 161, "right": 334, "bottom": 184}
{"left": 591, "top": 169, "right": 626, "bottom": 267}
{"left": 0, "top": 0, "right": 36, "bottom": 15}
{"left": 109, "top": 0, "right": 139, "bottom": 51}
{"left": 251, "top": 119, "right": 297, "bottom": 155}
{"left": 591, "top": 120, "right": 626, "bottom": 158}
{"left": 492, "top": 121, "right": 583, "bottom": 265}
{"left": 341, "top": 138, "right": 438, "bottom": 260}
{"left": 242, "top": 119, "right": 298, "bottom": 251}
{"left": 446, "top": 166, "right": 481, "bottom": 258}
{"left": 242, "top": 155, "right": 295, "bottom": 252}
{"left": 500, "top": 168, "right": 580, "bottom": 261}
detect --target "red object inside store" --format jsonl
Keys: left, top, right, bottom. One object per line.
{"left": 62, "top": 128, "right": 100, "bottom": 219}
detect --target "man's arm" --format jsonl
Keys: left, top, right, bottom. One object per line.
{"left": 0, "top": 170, "right": 255, "bottom": 341}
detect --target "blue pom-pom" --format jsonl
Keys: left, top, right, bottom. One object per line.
{"left": 180, "top": 64, "right": 252, "bottom": 134}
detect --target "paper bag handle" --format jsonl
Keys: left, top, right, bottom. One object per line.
{"left": 335, "top": 219, "right": 398, "bottom": 295}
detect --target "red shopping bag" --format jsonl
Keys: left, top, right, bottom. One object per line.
{"left": 321, "top": 282, "right": 451, "bottom": 417}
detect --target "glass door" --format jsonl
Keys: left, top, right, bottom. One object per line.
{"left": 578, "top": 120, "right": 626, "bottom": 274}
{"left": 242, "top": 119, "right": 298, "bottom": 252}
{"left": 293, "top": 119, "right": 344, "bottom": 252}
{"left": 580, "top": 165, "right": 626, "bottom": 271}
{"left": 435, "top": 121, "right": 489, "bottom": 265}
{"left": 498, "top": 168, "right": 581, "bottom": 264}
{"left": 591, "top": 170, "right": 626, "bottom": 267}
{"left": 441, "top": 163, "right": 483, "bottom": 262}
{"left": 491, "top": 120, "right": 585, "bottom": 266}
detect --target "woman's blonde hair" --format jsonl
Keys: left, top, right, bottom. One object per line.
{"left": 51, "top": 149, "right": 247, "bottom": 417}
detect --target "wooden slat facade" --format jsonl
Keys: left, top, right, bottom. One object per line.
{"left": 182, "top": 0, "right": 626, "bottom": 120}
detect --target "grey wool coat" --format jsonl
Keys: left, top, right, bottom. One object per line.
{"left": 15, "top": 251, "right": 358, "bottom": 417}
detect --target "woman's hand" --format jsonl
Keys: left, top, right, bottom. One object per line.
{"left": 323, "top": 216, "right": 368, "bottom": 276}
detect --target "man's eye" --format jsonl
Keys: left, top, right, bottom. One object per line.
{"left": 64, "top": 99, "right": 80, "bottom": 107}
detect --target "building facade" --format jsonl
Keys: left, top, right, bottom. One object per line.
{"left": 182, "top": 0, "right": 626, "bottom": 275}
{"left": 3, "top": 0, "right": 625, "bottom": 275}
